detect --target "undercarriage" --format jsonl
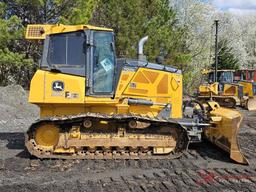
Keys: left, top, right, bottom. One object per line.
{"left": 26, "top": 113, "right": 189, "bottom": 160}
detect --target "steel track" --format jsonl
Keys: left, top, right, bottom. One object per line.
{"left": 26, "top": 112, "right": 189, "bottom": 160}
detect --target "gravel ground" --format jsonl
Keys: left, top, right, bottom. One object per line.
{"left": 0, "top": 85, "right": 256, "bottom": 192}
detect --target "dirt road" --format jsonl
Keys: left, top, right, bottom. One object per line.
{"left": 0, "top": 85, "right": 256, "bottom": 191}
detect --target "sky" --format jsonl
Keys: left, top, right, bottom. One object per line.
{"left": 211, "top": 0, "right": 256, "bottom": 15}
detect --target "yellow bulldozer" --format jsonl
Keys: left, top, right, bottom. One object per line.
{"left": 198, "top": 69, "right": 256, "bottom": 111}
{"left": 236, "top": 69, "right": 256, "bottom": 111}
{"left": 25, "top": 24, "right": 248, "bottom": 164}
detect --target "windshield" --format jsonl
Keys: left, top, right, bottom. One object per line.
{"left": 45, "top": 31, "right": 86, "bottom": 76}
{"left": 209, "top": 71, "right": 234, "bottom": 83}
{"left": 92, "top": 31, "right": 115, "bottom": 93}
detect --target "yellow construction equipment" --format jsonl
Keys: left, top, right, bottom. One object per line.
{"left": 235, "top": 69, "right": 256, "bottom": 110}
{"left": 198, "top": 69, "right": 256, "bottom": 111}
{"left": 25, "top": 24, "right": 248, "bottom": 164}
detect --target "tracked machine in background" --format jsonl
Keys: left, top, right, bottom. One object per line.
{"left": 25, "top": 24, "right": 248, "bottom": 164}
{"left": 198, "top": 20, "right": 256, "bottom": 111}
{"left": 235, "top": 69, "right": 256, "bottom": 110}
{"left": 198, "top": 69, "right": 256, "bottom": 110}
{"left": 198, "top": 69, "right": 241, "bottom": 108}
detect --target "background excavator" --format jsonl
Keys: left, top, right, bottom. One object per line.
{"left": 25, "top": 24, "right": 248, "bottom": 164}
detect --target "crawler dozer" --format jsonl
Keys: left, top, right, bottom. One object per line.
{"left": 198, "top": 69, "right": 256, "bottom": 111}
{"left": 236, "top": 69, "right": 256, "bottom": 110}
{"left": 25, "top": 24, "right": 248, "bottom": 164}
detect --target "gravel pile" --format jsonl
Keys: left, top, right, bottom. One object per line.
{"left": 0, "top": 85, "right": 39, "bottom": 132}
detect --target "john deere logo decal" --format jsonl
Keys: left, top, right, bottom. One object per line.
{"left": 52, "top": 81, "right": 64, "bottom": 91}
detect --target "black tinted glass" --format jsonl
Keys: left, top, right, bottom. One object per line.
{"left": 48, "top": 31, "right": 85, "bottom": 66}
{"left": 67, "top": 33, "right": 85, "bottom": 65}
{"left": 49, "top": 35, "right": 66, "bottom": 64}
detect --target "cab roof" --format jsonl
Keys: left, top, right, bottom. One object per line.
{"left": 25, "top": 24, "right": 113, "bottom": 40}
{"left": 201, "top": 69, "right": 235, "bottom": 75}
{"left": 237, "top": 69, "right": 255, "bottom": 71}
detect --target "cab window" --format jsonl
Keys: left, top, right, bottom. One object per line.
{"left": 45, "top": 31, "right": 86, "bottom": 76}
{"left": 92, "top": 32, "right": 115, "bottom": 93}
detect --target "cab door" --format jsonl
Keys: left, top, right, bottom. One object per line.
{"left": 87, "top": 31, "right": 116, "bottom": 97}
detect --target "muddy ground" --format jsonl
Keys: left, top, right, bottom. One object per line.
{"left": 0, "top": 85, "right": 256, "bottom": 192}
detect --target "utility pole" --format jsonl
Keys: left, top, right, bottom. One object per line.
{"left": 214, "top": 20, "right": 219, "bottom": 82}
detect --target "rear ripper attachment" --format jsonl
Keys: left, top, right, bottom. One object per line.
{"left": 26, "top": 113, "right": 189, "bottom": 159}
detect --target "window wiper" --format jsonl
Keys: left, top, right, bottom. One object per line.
{"left": 110, "top": 42, "right": 115, "bottom": 52}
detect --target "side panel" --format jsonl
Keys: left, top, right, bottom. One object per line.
{"left": 198, "top": 82, "right": 219, "bottom": 95}
{"left": 44, "top": 72, "right": 85, "bottom": 103}
{"left": 29, "top": 70, "right": 45, "bottom": 103}
{"left": 29, "top": 70, "right": 85, "bottom": 104}
{"left": 223, "top": 84, "right": 238, "bottom": 96}
{"left": 239, "top": 81, "right": 254, "bottom": 97}
{"left": 40, "top": 104, "right": 86, "bottom": 117}
{"left": 115, "top": 70, "right": 136, "bottom": 98}
{"left": 29, "top": 70, "right": 86, "bottom": 117}
{"left": 120, "top": 68, "right": 183, "bottom": 118}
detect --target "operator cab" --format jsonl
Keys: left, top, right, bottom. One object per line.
{"left": 40, "top": 29, "right": 116, "bottom": 95}
{"left": 208, "top": 70, "right": 234, "bottom": 84}
{"left": 206, "top": 70, "right": 234, "bottom": 92}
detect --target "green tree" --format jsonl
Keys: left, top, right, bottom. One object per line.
{"left": 0, "top": 0, "right": 192, "bottom": 90}
{"left": 2, "top": 0, "right": 78, "bottom": 61}
{"left": 90, "top": 0, "right": 186, "bottom": 64}
{"left": 60, "top": 0, "right": 99, "bottom": 24}
{"left": 0, "top": 0, "right": 97, "bottom": 87}
{"left": 89, "top": 0, "right": 194, "bottom": 92}
{"left": 0, "top": 3, "right": 33, "bottom": 87}
{"left": 217, "top": 39, "right": 239, "bottom": 70}
{"left": 3, "top": 0, "right": 74, "bottom": 25}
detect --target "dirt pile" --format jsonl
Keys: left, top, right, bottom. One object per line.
{"left": 0, "top": 85, "right": 39, "bottom": 132}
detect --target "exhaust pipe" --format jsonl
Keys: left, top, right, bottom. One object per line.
{"left": 137, "top": 36, "right": 148, "bottom": 61}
